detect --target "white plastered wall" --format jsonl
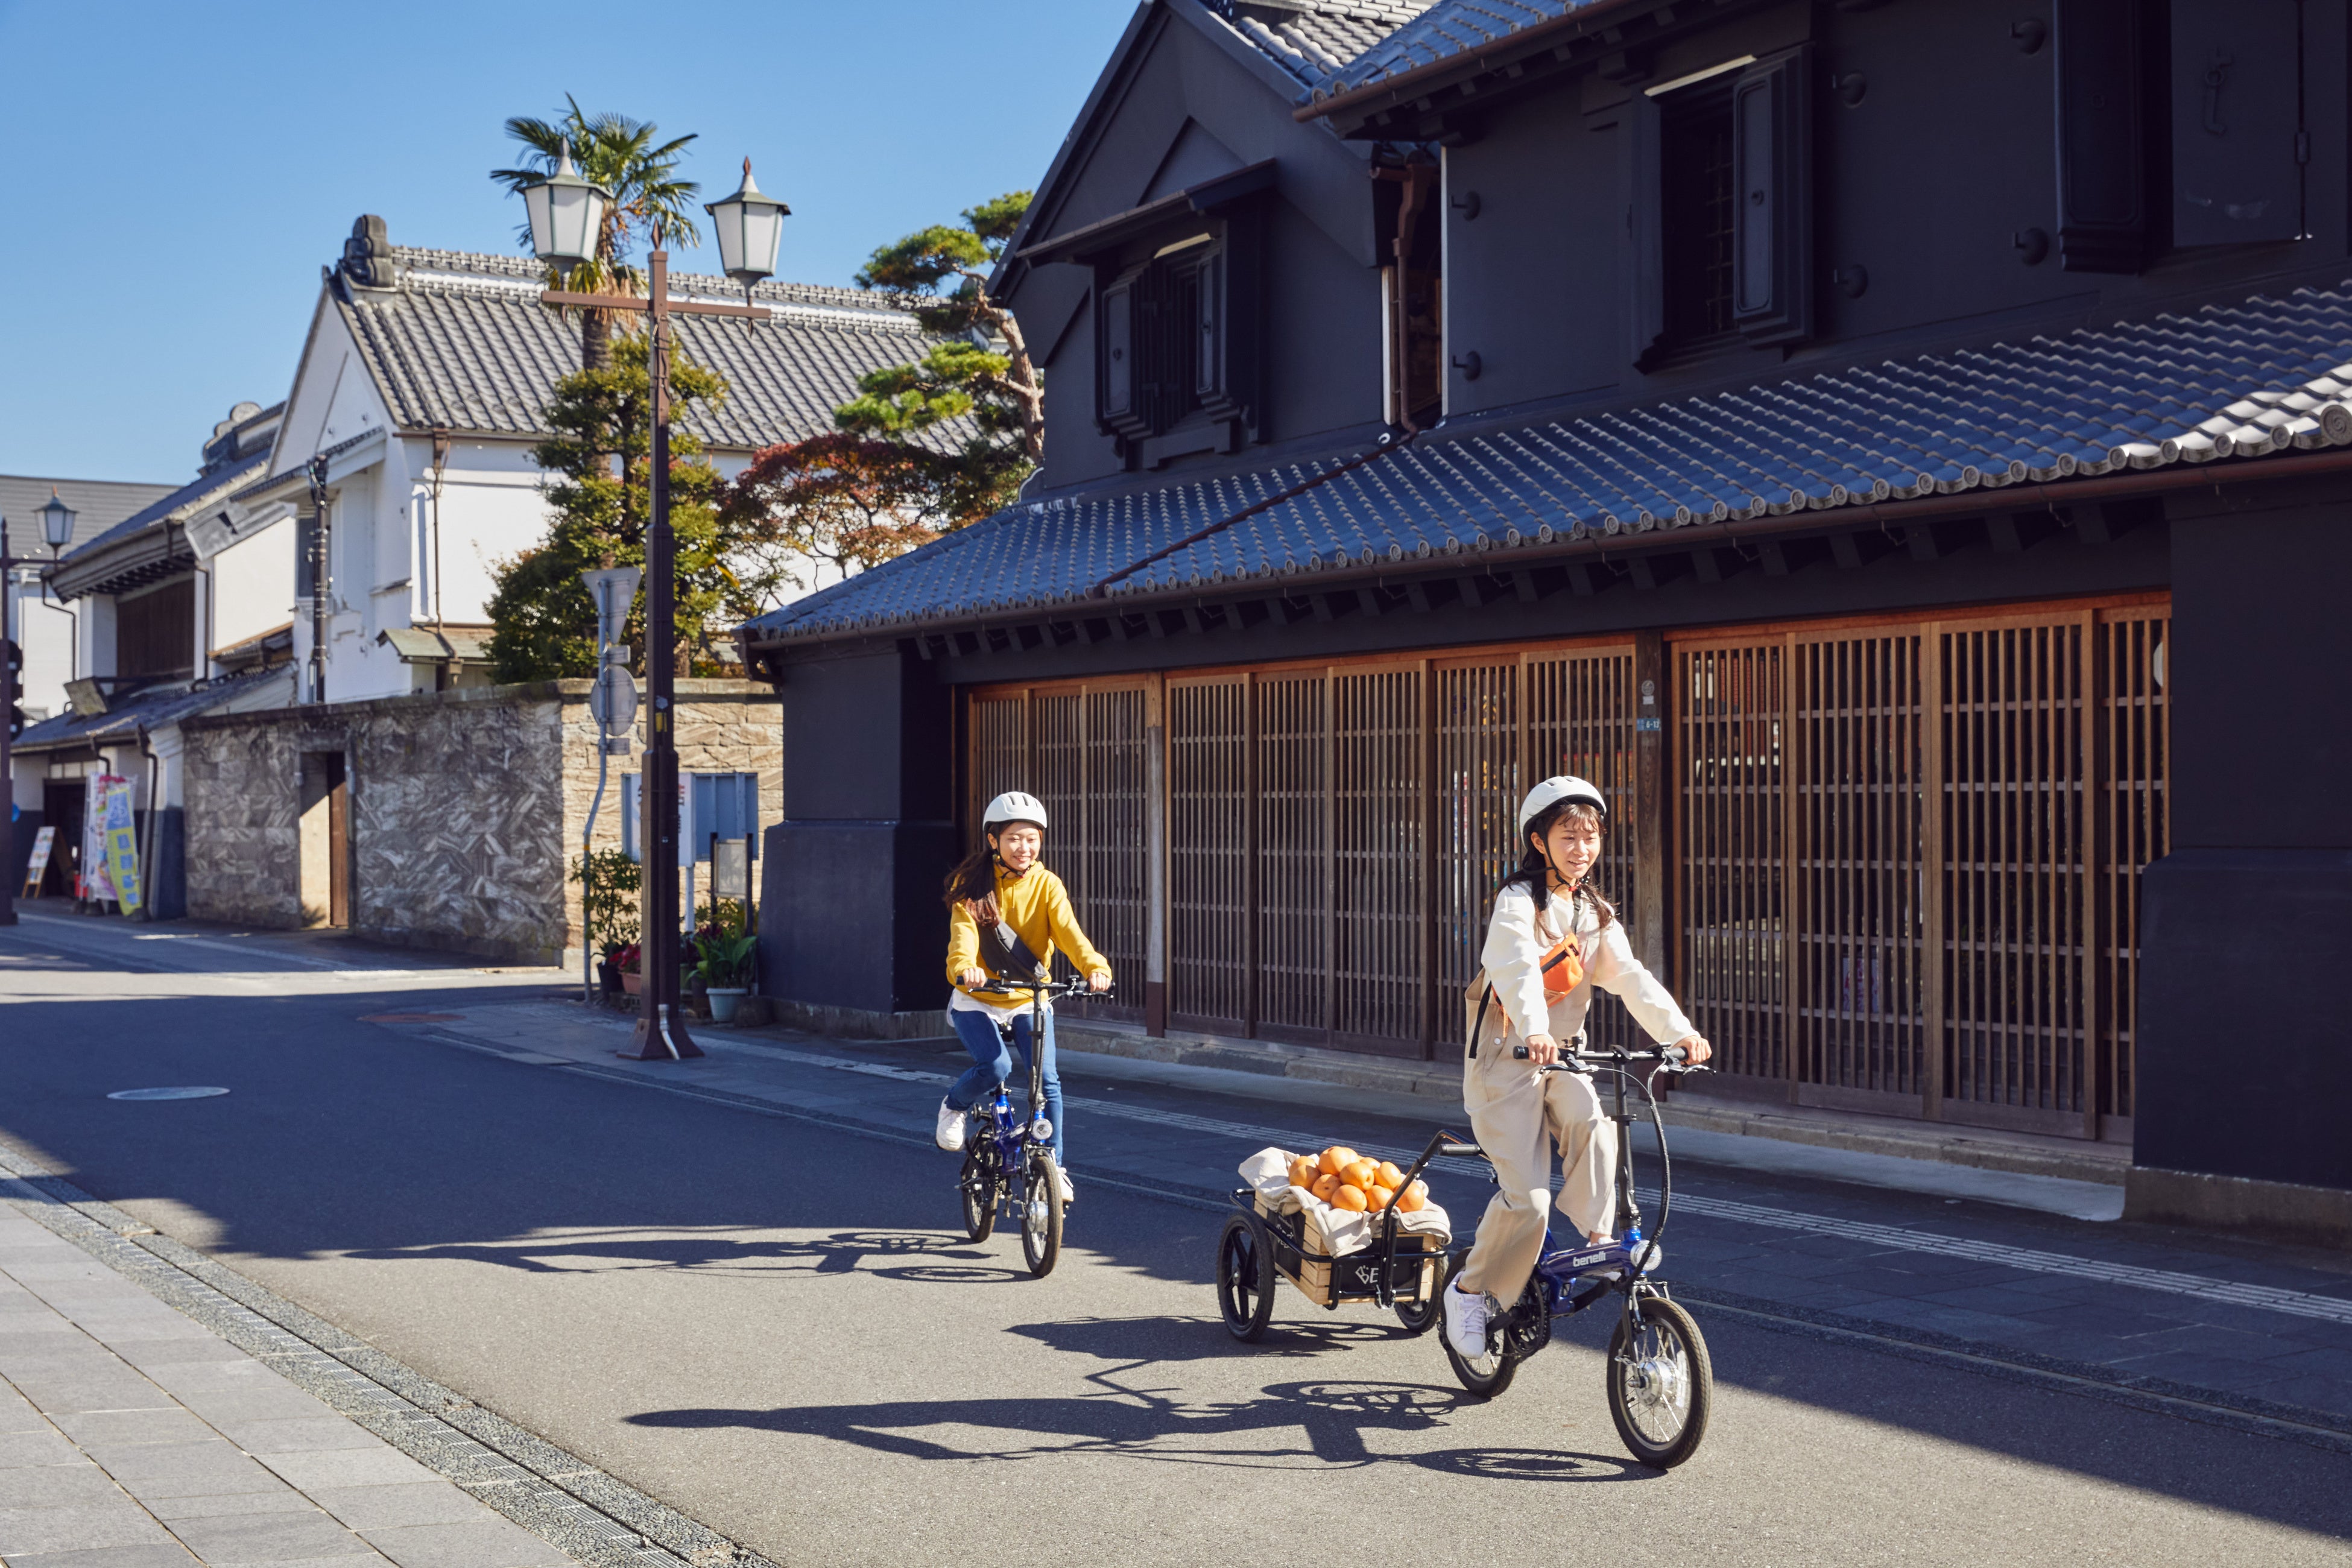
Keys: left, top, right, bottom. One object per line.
{"left": 207, "top": 516, "right": 295, "bottom": 664}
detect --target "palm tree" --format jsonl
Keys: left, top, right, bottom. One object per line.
{"left": 492, "top": 97, "right": 703, "bottom": 369}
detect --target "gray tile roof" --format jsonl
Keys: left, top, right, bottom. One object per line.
{"left": 11, "top": 666, "right": 286, "bottom": 753}
{"left": 0, "top": 475, "right": 179, "bottom": 557}
{"left": 54, "top": 446, "right": 271, "bottom": 571}
{"left": 744, "top": 280, "right": 2352, "bottom": 645}
{"left": 340, "top": 247, "right": 946, "bottom": 451}
{"left": 1307, "top": 0, "right": 1607, "bottom": 98}
{"left": 1216, "top": 1, "right": 1441, "bottom": 89}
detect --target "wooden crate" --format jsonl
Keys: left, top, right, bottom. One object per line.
{"left": 1254, "top": 1194, "right": 1440, "bottom": 1308}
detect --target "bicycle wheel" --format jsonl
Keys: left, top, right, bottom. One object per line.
{"left": 1020, "top": 1151, "right": 1064, "bottom": 1277}
{"left": 958, "top": 1143, "right": 997, "bottom": 1242}
{"left": 1606, "top": 1294, "right": 1713, "bottom": 1468}
{"left": 1215, "top": 1214, "right": 1277, "bottom": 1342}
{"left": 1393, "top": 1249, "right": 1442, "bottom": 1336}
{"left": 1437, "top": 1254, "right": 1520, "bottom": 1399}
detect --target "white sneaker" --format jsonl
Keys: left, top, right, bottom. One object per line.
{"left": 934, "top": 1098, "right": 968, "bottom": 1152}
{"left": 1052, "top": 1166, "right": 1075, "bottom": 1205}
{"left": 1442, "top": 1281, "right": 1490, "bottom": 1358}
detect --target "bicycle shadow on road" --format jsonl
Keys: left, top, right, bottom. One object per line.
{"left": 335, "top": 1227, "right": 1034, "bottom": 1285}
{"left": 625, "top": 1372, "right": 1649, "bottom": 1481}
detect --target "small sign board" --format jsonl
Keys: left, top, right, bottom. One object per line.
{"left": 21, "top": 826, "right": 55, "bottom": 897}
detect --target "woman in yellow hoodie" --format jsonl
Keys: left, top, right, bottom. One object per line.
{"left": 934, "top": 791, "right": 1111, "bottom": 1203}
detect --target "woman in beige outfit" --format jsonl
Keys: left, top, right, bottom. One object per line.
{"left": 1443, "top": 776, "right": 1712, "bottom": 1361}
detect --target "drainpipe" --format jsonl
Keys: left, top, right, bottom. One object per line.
{"left": 304, "top": 455, "right": 331, "bottom": 704}
{"left": 429, "top": 429, "right": 450, "bottom": 689}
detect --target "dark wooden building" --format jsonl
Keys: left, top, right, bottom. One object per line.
{"left": 742, "top": 0, "right": 2352, "bottom": 1242}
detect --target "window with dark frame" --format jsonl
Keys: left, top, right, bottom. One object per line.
{"left": 1660, "top": 82, "right": 1737, "bottom": 349}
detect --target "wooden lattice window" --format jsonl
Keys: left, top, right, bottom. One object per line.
{"left": 1528, "top": 648, "right": 1641, "bottom": 1051}
{"left": 1675, "top": 640, "right": 1789, "bottom": 1083}
{"left": 1673, "top": 600, "right": 2167, "bottom": 1140}
{"left": 1333, "top": 668, "right": 1425, "bottom": 1046}
{"left": 1254, "top": 674, "right": 1330, "bottom": 1040}
{"left": 962, "top": 681, "right": 1148, "bottom": 1023}
{"left": 1169, "top": 678, "right": 1250, "bottom": 1033}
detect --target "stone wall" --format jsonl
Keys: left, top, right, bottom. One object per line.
{"left": 182, "top": 680, "right": 780, "bottom": 965}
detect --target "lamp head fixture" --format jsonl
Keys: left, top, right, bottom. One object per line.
{"left": 519, "top": 138, "right": 612, "bottom": 280}
{"left": 36, "top": 487, "right": 76, "bottom": 555}
{"left": 704, "top": 156, "right": 790, "bottom": 308}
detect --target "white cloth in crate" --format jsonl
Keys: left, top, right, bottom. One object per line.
{"left": 1238, "top": 1146, "right": 1452, "bottom": 1257}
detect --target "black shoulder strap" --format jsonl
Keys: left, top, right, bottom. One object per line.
{"left": 983, "top": 919, "right": 1046, "bottom": 980}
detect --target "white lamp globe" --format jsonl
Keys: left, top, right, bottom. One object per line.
{"left": 520, "top": 139, "right": 611, "bottom": 276}
{"left": 37, "top": 487, "right": 77, "bottom": 554}
{"left": 704, "top": 158, "right": 790, "bottom": 304}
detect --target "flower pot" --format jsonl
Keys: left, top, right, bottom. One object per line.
{"left": 620, "top": 971, "right": 643, "bottom": 996}
{"left": 706, "top": 987, "right": 750, "bottom": 1023}
{"left": 598, "top": 961, "right": 622, "bottom": 995}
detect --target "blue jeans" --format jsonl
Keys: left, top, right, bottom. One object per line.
{"left": 947, "top": 1007, "right": 1065, "bottom": 1161}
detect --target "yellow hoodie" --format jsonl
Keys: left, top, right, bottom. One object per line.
{"left": 946, "top": 863, "right": 1110, "bottom": 1006}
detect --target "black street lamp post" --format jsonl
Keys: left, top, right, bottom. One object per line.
{"left": 515, "top": 145, "right": 787, "bottom": 1062}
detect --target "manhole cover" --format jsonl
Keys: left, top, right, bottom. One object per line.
{"left": 358, "top": 1013, "right": 466, "bottom": 1023}
{"left": 107, "top": 1087, "right": 230, "bottom": 1102}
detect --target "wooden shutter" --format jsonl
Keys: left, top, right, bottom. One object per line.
{"left": 2053, "top": 0, "right": 2148, "bottom": 272}
{"left": 1333, "top": 667, "right": 1424, "bottom": 1051}
{"left": 2170, "top": 0, "right": 2303, "bottom": 247}
{"left": 1097, "top": 271, "right": 1136, "bottom": 427}
{"left": 1193, "top": 247, "right": 1225, "bottom": 403}
{"left": 1623, "top": 95, "right": 1667, "bottom": 368}
{"left": 1731, "top": 48, "right": 1812, "bottom": 344}
{"left": 1675, "top": 639, "right": 1789, "bottom": 1084}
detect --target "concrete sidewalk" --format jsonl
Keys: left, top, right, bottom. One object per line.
{"left": 0, "top": 1204, "right": 573, "bottom": 1568}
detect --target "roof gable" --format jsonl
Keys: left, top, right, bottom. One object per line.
{"left": 301, "top": 242, "right": 939, "bottom": 453}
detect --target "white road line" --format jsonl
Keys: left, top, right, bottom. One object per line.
{"left": 513, "top": 1023, "right": 2352, "bottom": 1329}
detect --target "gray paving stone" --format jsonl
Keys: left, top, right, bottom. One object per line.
{"left": 359, "top": 1519, "right": 572, "bottom": 1568}
{"left": 52, "top": 1410, "right": 212, "bottom": 1449}
{"left": 168, "top": 1509, "right": 378, "bottom": 1565}
{"left": 86, "top": 1441, "right": 284, "bottom": 1499}
{"left": 168, "top": 1388, "right": 340, "bottom": 1427}
{"left": 142, "top": 1361, "right": 299, "bottom": 1399}
{"left": 0, "top": 1383, "right": 51, "bottom": 1434}
{"left": 256, "top": 1449, "right": 435, "bottom": 1493}
{"left": 215, "top": 1418, "right": 388, "bottom": 1456}
{"left": 0, "top": 1499, "right": 179, "bottom": 1555}
{"left": 112, "top": 1339, "right": 256, "bottom": 1373}
{"left": 1, "top": 1541, "right": 204, "bottom": 1568}
{"left": 0, "top": 1462, "right": 131, "bottom": 1507}
{"left": 0, "top": 1429, "right": 90, "bottom": 1468}
{"left": 144, "top": 1487, "right": 317, "bottom": 1523}
{"left": 7, "top": 1374, "right": 182, "bottom": 1416}
{"left": 303, "top": 1485, "right": 492, "bottom": 1533}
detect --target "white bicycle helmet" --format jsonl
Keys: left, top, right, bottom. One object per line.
{"left": 1517, "top": 776, "right": 1607, "bottom": 836}
{"left": 982, "top": 790, "right": 1049, "bottom": 832}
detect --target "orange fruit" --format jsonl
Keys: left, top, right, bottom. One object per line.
{"left": 1376, "top": 1160, "right": 1406, "bottom": 1189}
{"left": 1368, "top": 1184, "right": 1397, "bottom": 1211}
{"left": 1333, "top": 1184, "right": 1369, "bottom": 1212}
{"left": 1396, "top": 1181, "right": 1429, "bottom": 1213}
{"left": 1341, "top": 1159, "right": 1379, "bottom": 1191}
{"left": 1310, "top": 1172, "right": 1341, "bottom": 1201}
{"left": 1287, "top": 1157, "right": 1320, "bottom": 1189}
{"left": 1319, "top": 1146, "right": 1359, "bottom": 1177}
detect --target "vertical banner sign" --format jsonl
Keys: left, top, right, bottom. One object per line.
{"left": 103, "top": 776, "right": 142, "bottom": 914}
{"left": 82, "top": 776, "right": 119, "bottom": 903}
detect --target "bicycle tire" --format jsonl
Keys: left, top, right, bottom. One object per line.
{"left": 1606, "top": 1294, "right": 1712, "bottom": 1468}
{"left": 959, "top": 1143, "right": 996, "bottom": 1242}
{"left": 1020, "top": 1151, "right": 1064, "bottom": 1277}
{"left": 1437, "top": 1254, "right": 1520, "bottom": 1398}
{"left": 1215, "top": 1213, "right": 1277, "bottom": 1342}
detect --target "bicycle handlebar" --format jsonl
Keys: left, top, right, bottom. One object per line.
{"left": 1509, "top": 1042, "right": 1706, "bottom": 1071}
{"left": 964, "top": 978, "right": 1110, "bottom": 1001}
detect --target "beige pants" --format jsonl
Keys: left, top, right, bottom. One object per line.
{"left": 1455, "top": 1051, "right": 1617, "bottom": 1302}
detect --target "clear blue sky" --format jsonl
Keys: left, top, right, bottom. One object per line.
{"left": 0, "top": 0, "right": 1136, "bottom": 485}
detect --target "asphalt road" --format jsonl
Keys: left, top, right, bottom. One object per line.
{"left": 3, "top": 915, "right": 2348, "bottom": 1567}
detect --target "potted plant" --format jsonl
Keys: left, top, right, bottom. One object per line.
{"left": 614, "top": 943, "right": 643, "bottom": 996}
{"left": 574, "top": 849, "right": 642, "bottom": 1001}
{"left": 692, "top": 933, "right": 759, "bottom": 1022}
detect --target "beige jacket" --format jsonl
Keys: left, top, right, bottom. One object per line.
{"left": 1473, "top": 882, "right": 1693, "bottom": 1055}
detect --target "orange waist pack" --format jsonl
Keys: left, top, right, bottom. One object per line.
{"left": 1540, "top": 932, "right": 1585, "bottom": 998}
